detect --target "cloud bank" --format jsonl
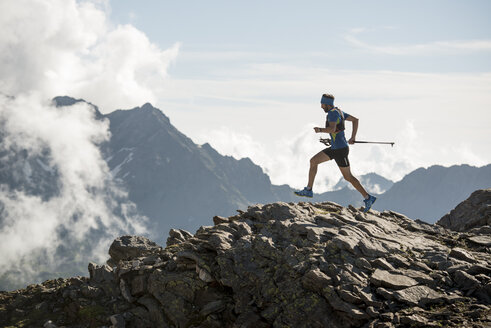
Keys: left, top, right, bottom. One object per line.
{"left": 0, "top": 94, "right": 147, "bottom": 288}
{"left": 0, "top": 0, "right": 179, "bottom": 288}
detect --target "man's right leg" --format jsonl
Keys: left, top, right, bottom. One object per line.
{"left": 338, "top": 166, "right": 369, "bottom": 199}
{"left": 307, "top": 150, "right": 331, "bottom": 189}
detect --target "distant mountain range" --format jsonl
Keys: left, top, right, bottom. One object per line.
{"left": 50, "top": 97, "right": 491, "bottom": 231}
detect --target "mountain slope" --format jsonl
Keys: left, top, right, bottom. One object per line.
{"left": 104, "top": 103, "right": 296, "bottom": 238}
{"left": 374, "top": 164, "right": 491, "bottom": 223}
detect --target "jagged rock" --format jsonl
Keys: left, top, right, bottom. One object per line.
{"left": 400, "top": 313, "right": 430, "bottom": 327}
{"left": 196, "top": 265, "right": 215, "bottom": 283}
{"left": 453, "top": 270, "right": 481, "bottom": 291}
{"left": 213, "top": 215, "right": 230, "bottom": 225}
{"left": 109, "top": 235, "right": 163, "bottom": 264}
{"left": 355, "top": 257, "right": 372, "bottom": 270}
{"left": 166, "top": 229, "right": 193, "bottom": 247}
{"left": 120, "top": 279, "right": 134, "bottom": 303}
{"left": 397, "top": 269, "right": 430, "bottom": 283}
{"left": 449, "top": 247, "right": 477, "bottom": 263}
{"left": 467, "top": 235, "right": 491, "bottom": 247}
{"left": 372, "top": 258, "right": 396, "bottom": 271}
{"left": 437, "top": 189, "right": 491, "bottom": 232}
{"left": 302, "top": 268, "right": 333, "bottom": 292}
{"left": 388, "top": 254, "right": 411, "bottom": 268}
{"left": 88, "top": 262, "right": 114, "bottom": 283}
{"left": 376, "top": 287, "right": 396, "bottom": 301}
{"left": 323, "top": 286, "right": 369, "bottom": 320}
{"left": 80, "top": 284, "right": 102, "bottom": 298}
{"left": 1, "top": 199, "right": 491, "bottom": 328}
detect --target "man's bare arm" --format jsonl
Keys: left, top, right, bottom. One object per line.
{"left": 345, "top": 115, "right": 358, "bottom": 144}
{"left": 314, "top": 121, "right": 337, "bottom": 134}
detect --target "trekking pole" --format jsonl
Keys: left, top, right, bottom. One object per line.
{"left": 354, "top": 141, "right": 395, "bottom": 147}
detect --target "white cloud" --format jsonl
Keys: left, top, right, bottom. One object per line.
{"left": 0, "top": 0, "right": 179, "bottom": 112}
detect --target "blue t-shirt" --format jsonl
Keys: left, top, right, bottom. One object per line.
{"left": 326, "top": 108, "right": 350, "bottom": 149}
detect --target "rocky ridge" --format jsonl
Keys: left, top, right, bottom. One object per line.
{"left": 1, "top": 198, "right": 490, "bottom": 327}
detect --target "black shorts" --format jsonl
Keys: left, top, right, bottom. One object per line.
{"left": 323, "top": 146, "right": 350, "bottom": 167}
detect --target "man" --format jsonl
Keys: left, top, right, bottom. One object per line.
{"left": 294, "top": 93, "right": 377, "bottom": 213}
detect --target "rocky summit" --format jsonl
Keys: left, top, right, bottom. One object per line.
{"left": 1, "top": 196, "right": 490, "bottom": 327}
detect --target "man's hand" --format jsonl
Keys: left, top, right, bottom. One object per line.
{"left": 348, "top": 137, "right": 356, "bottom": 144}
{"left": 314, "top": 127, "right": 322, "bottom": 133}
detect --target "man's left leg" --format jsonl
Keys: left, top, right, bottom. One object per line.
{"left": 338, "top": 165, "right": 377, "bottom": 213}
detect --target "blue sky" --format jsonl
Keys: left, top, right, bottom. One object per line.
{"left": 110, "top": 0, "right": 491, "bottom": 73}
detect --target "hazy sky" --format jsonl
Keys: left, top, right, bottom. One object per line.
{"left": 2, "top": 0, "right": 490, "bottom": 192}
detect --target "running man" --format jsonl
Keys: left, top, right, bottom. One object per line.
{"left": 294, "top": 93, "right": 377, "bottom": 213}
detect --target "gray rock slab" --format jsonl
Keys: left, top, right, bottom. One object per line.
{"left": 393, "top": 285, "right": 446, "bottom": 306}
{"left": 370, "top": 269, "right": 418, "bottom": 290}
{"left": 449, "top": 247, "right": 477, "bottom": 263}
{"left": 467, "top": 235, "right": 491, "bottom": 247}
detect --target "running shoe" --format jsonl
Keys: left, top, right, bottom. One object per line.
{"left": 363, "top": 194, "right": 377, "bottom": 213}
{"left": 294, "top": 187, "right": 313, "bottom": 198}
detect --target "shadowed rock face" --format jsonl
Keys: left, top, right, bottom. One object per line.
{"left": 1, "top": 201, "right": 490, "bottom": 328}
{"left": 437, "top": 189, "right": 491, "bottom": 233}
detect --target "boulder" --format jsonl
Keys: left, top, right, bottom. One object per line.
{"left": 109, "top": 235, "right": 163, "bottom": 263}
{"left": 437, "top": 189, "right": 491, "bottom": 232}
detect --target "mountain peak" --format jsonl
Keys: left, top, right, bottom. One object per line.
{"left": 52, "top": 96, "right": 103, "bottom": 119}
{"left": 140, "top": 102, "right": 155, "bottom": 110}
{"left": 137, "top": 102, "right": 170, "bottom": 124}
